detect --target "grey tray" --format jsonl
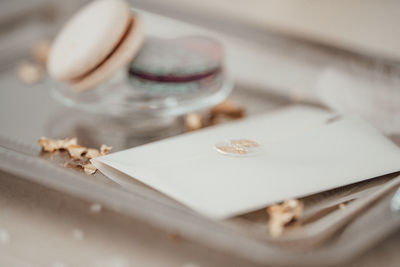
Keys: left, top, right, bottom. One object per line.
{"left": 1, "top": 3, "right": 400, "bottom": 265}
{"left": 1, "top": 70, "right": 400, "bottom": 266}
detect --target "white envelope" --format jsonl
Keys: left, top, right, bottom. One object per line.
{"left": 92, "top": 106, "right": 400, "bottom": 219}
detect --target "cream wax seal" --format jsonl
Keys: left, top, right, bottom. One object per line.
{"left": 48, "top": 0, "right": 144, "bottom": 91}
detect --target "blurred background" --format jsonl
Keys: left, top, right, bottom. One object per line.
{"left": 2, "top": 0, "right": 400, "bottom": 134}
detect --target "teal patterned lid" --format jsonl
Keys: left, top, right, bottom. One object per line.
{"left": 129, "top": 36, "right": 223, "bottom": 81}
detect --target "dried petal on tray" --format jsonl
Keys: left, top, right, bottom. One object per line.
{"left": 59, "top": 137, "right": 78, "bottom": 149}
{"left": 100, "top": 144, "right": 112, "bottom": 155}
{"left": 38, "top": 137, "right": 78, "bottom": 152}
{"left": 66, "top": 145, "right": 87, "bottom": 160}
{"left": 38, "top": 137, "right": 112, "bottom": 175}
{"left": 38, "top": 137, "right": 59, "bottom": 153}
{"left": 63, "top": 161, "right": 73, "bottom": 168}
{"left": 182, "top": 99, "right": 247, "bottom": 132}
{"left": 85, "top": 148, "right": 101, "bottom": 159}
{"left": 266, "top": 199, "right": 304, "bottom": 237}
{"left": 82, "top": 163, "right": 97, "bottom": 175}
{"left": 185, "top": 113, "right": 203, "bottom": 131}
{"left": 31, "top": 40, "right": 51, "bottom": 65}
{"left": 210, "top": 99, "right": 245, "bottom": 119}
{"left": 16, "top": 61, "right": 44, "bottom": 84}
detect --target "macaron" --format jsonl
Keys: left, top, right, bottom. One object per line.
{"left": 128, "top": 36, "right": 223, "bottom": 83}
{"left": 48, "top": 0, "right": 143, "bottom": 91}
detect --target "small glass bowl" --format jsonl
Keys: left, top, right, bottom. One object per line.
{"left": 50, "top": 69, "right": 233, "bottom": 132}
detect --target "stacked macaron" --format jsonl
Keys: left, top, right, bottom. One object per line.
{"left": 48, "top": 0, "right": 225, "bottom": 96}
{"left": 48, "top": 0, "right": 143, "bottom": 91}
{"left": 128, "top": 36, "right": 224, "bottom": 94}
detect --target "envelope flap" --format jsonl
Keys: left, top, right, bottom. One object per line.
{"left": 94, "top": 106, "right": 400, "bottom": 219}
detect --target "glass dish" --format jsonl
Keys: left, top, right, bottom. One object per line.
{"left": 50, "top": 70, "right": 232, "bottom": 117}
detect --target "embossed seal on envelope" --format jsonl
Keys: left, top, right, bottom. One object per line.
{"left": 215, "top": 139, "right": 260, "bottom": 156}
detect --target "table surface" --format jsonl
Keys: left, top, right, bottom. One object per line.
{"left": 1, "top": 169, "right": 400, "bottom": 267}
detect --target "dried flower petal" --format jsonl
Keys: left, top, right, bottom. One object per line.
{"left": 59, "top": 137, "right": 78, "bottom": 149}
{"left": 185, "top": 113, "right": 203, "bottom": 131}
{"left": 38, "top": 137, "right": 110, "bottom": 175}
{"left": 66, "top": 145, "right": 87, "bottom": 159}
{"left": 83, "top": 163, "right": 97, "bottom": 175}
{"left": 38, "top": 137, "right": 78, "bottom": 152}
{"left": 63, "top": 161, "right": 72, "bottom": 168}
{"left": 38, "top": 137, "right": 59, "bottom": 152}
{"left": 85, "top": 148, "right": 101, "bottom": 159}
{"left": 16, "top": 61, "right": 44, "bottom": 84}
{"left": 266, "top": 199, "right": 304, "bottom": 237}
{"left": 100, "top": 144, "right": 112, "bottom": 155}
{"left": 207, "top": 99, "right": 246, "bottom": 126}
{"left": 210, "top": 99, "right": 245, "bottom": 118}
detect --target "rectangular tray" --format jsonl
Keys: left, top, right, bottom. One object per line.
{"left": 1, "top": 4, "right": 400, "bottom": 265}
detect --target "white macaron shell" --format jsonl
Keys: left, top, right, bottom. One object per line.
{"left": 48, "top": 0, "right": 130, "bottom": 81}
{"left": 72, "top": 16, "right": 144, "bottom": 91}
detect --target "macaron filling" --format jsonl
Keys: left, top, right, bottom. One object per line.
{"left": 128, "top": 66, "right": 222, "bottom": 83}
{"left": 128, "top": 36, "right": 224, "bottom": 88}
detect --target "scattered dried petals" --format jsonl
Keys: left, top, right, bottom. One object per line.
{"left": 60, "top": 137, "right": 78, "bottom": 148}
{"left": 83, "top": 163, "right": 97, "bottom": 175}
{"left": 63, "top": 161, "right": 73, "bottom": 168}
{"left": 185, "top": 113, "right": 203, "bottom": 131}
{"left": 38, "top": 137, "right": 78, "bottom": 152}
{"left": 183, "top": 99, "right": 246, "bottom": 132}
{"left": 31, "top": 40, "right": 51, "bottom": 65}
{"left": 16, "top": 61, "right": 44, "bottom": 84}
{"left": 38, "top": 137, "right": 59, "bottom": 152}
{"left": 210, "top": 99, "right": 245, "bottom": 119}
{"left": 85, "top": 148, "right": 101, "bottom": 159}
{"left": 266, "top": 199, "right": 304, "bottom": 237}
{"left": 100, "top": 144, "right": 112, "bottom": 155}
{"left": 66, "top": 145, "right": 87, "bottom": 160}
{"left": 38, "top": 137, "right": 111, "bottom": 175}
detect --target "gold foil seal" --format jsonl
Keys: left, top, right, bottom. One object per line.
{"left": 215, "top": 139, "right": 260, "bottom": 156}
